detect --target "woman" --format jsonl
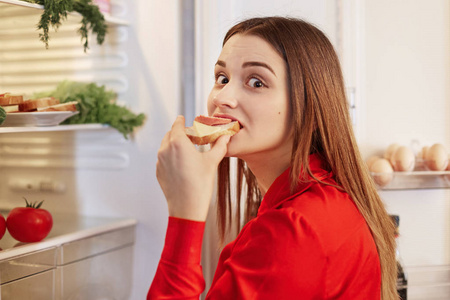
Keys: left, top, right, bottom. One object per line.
{"left": 149, "top": 17, "right": 397, "bottom": 299}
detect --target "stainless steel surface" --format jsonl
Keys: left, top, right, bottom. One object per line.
{"left": 55, "top": 245, "right": 133, "bottom": 300}
{"left": 1, "top": 269, "right": 55, "bottom": 300}
{"left": 0, "top": 213, "right": 136, "bottom": 260}
{"left": 0, "top": 247, "right": 56, "bottom": 284}
{"left": 57, "top": 226, "right": 135, "bottom": 265}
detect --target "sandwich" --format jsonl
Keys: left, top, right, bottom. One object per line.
{"left": 19, "top": 97, "right": 60, "bottom": 112}
{"left": 185, "top": 115, "right": 240, "bottom": 145}
{"left": 0, "top": 93, "right": 24, "bottom": 113}
{"left": 0, "top": 93, "right": 23, "bottom": 106}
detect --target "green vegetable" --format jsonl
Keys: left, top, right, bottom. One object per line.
{"left": 34, "top": 81, "right": 146, "bottom": 138}
{"left": 0, "top": 106, "right": 5, "bottom": 126}
{"left": 23, "top": 0, "right": 107, "bottom": 52}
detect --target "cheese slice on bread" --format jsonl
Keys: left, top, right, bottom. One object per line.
{"left": 37, "top": 101, "right": 78, "bottom": 112}
{"left": 185, "top": 115, "right": 240, "bottom": 145}
{"left": 2, "top": 105, "right": 19, "bottom": 113}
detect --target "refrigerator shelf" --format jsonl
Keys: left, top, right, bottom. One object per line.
{"left": 371, "top": 170, "right": 450, "bottom": 190}
{"left": 0, "top": 123, "right": 109, "bottom": 134}
{"left": 0, "top": 0, "right": 129, "bottom": 26}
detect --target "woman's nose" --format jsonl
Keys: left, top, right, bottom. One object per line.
{"left": 211, "top": 84, "right": 239, "bottom": 109}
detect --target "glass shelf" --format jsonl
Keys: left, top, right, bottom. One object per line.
{"left": 0, "top": 0, "right": 129, "bottom": 26}
{"left": 0, "top": 124, "right": 110, "bottom": 134}
{"left": 371, "top": 170, "right": 450, "bottom": 190}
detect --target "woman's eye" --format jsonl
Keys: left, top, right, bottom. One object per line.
{"left": 216, "top": 75, "right": 229, "bottom": 84}
{"left": 248, "top": 77, "right": 264, "bottom": 88}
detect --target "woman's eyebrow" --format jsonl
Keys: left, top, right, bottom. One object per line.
{"left": 215, "top": 60, "right": 276, "bottom": 77}
{"left": 215, "top": 60, "right": 226, "bottom": 67}
{"left": 242, "top": 61, "right": 276, "bottom": 77}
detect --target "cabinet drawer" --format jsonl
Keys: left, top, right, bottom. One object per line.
{"left": 0, "top": 247, "right": 56, "bottom": 284}
{"left": 56, "top": 226, "right": 135, "bottom": 265}
{"left": 55, "top": 245, "right": 133, "bottom": 300}
{"left": 1, "top": 269, "right": 55, "bottom": 300}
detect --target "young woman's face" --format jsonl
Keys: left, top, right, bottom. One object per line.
{"left": 207, "top": 34, "right": 293, "bottom": 161}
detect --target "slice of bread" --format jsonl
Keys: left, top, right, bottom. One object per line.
{"left": 0, "top": 93, "right": 24, "bottom": 106}
{"left": 19, "top": 97, "right": 60, "bottom": 112}
{"left": 185, "top": 120, "right": 240, "bottom": 145}
{"left": 37, "top": 101, "right": 78, "bottom": 112}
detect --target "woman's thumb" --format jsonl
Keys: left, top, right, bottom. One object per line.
{"left": 207, "top": 135, "right": 231, "bottom": 162}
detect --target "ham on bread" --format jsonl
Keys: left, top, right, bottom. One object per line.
{"left": 0, "top": 93, "right": 24, "bottom": 106}
{"left": 185, "top": 115, "right": 240, "bottom": 145}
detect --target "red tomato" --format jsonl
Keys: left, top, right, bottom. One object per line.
{"left": 6, "top": 200, "right": 53, "bottom": 243}
{"left": 0, "top": 214, "right": 6, "bottom": 240}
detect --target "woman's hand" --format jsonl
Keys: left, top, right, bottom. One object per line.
{"left": 156, "top": 115, "right": 230, "bottom": 221}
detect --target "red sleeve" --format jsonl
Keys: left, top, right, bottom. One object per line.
{"left": 147, "top": 217, "right": 206, "bottom": 300}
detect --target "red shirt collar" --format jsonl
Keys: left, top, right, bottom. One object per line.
{"left": 257, "top": 153, "right": 333, "bottom": 215}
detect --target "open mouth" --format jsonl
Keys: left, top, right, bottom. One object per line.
{"left": 213, "top": 113, "right": 242, "bottom": 127}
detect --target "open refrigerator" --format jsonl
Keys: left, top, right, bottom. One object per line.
{"left": 0, "top": 1, "right": 449, "bottom": 300}
{"left": 0, "top": 1, "right": 137, "bottom": 299}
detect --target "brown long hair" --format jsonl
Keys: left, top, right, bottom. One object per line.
{"left": 216, "top": 17, "right": 397, "bottom": 299}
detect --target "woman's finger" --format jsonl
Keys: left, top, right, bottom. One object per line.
{"left": 159, "top": 130, "right": 171, "bottom": 149}
{"left": 207, "top": 134, "right": 230, "bottom": 163}
{"left": 170, "top": 115, "right": 186, "bottom": 136}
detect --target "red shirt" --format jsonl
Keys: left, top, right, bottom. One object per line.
{"left": 148, "top": 154, "right": 381, "bottom": 299}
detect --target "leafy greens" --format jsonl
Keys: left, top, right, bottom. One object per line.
{"left": 35, "top": 81, "right": 145, "bottom": 138}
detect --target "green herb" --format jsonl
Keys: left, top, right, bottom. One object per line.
{"left": 23, "top": 0, "right": 107, "bottom": 52}
{"left": 0, "top": 106, "right": 6, "bottom": 126}
{"left": 34, "top": 81, "right": 146, "bottom": 138}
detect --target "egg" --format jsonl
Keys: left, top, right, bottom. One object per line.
{"left": 366, "top": 155, "right": 381, "bottom": 170}
{"left": 384, "top": 143, "right": 400, "bottom": 164}
{"left": 419, "top": 146, "right": 430, "bottom": 160}
{"left": 425, "top": 143, "right": 448, "bottom": 171}
{"left": 370, "top": 158, "right": 394, "bottom": 187}
{"left": 391, "top": 146, "right": 415, "bottom": 172}
{"left": 446, "top": 155, "right": 450, "bottom": 182}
